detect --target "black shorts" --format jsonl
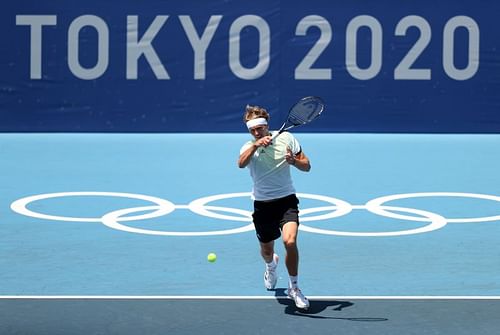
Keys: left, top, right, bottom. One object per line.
{"left": 252, "top": 194, "right": 299, "bottom": 243}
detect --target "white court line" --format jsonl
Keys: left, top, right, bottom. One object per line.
{"left": 1, "top": 296, "right": 500, "bottom": 300}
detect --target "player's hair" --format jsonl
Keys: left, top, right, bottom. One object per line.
{"left": 243, "top": 105, "right": 270, "bottom": 122}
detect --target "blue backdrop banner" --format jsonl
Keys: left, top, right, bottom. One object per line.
{"left": 1, "top": 0, "right": 500, "bottom": 132}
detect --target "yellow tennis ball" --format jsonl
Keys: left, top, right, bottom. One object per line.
{"left": 207, "top": 252, "right": 217, "bottom": 263}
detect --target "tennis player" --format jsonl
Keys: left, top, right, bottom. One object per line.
{"left": 238, "top": 104, "right": 311, "bottom": 309}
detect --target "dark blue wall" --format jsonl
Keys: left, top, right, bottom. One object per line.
{"left": 1, "top": 0, "right": 500, "bottom": 132}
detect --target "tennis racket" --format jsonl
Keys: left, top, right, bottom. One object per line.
{"left": 271, "top": 96, "right": 325, "bottom": 140}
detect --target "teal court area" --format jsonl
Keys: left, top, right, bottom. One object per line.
{"left": 1, "top": 133, "right": 500, "bottom": 333}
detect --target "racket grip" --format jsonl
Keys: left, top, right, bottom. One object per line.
{"left": 271, "top": 131, "right": 282, "bottom": 141}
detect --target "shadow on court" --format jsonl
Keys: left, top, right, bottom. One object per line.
{"left": 272, "top": 288, "right": 388, "bottom": 321}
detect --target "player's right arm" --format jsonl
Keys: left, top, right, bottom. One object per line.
{"left": 238, "top": 143, "right": 258, "bottom": 168}
{"left": 238, "top": 137, "right": 272, "bottom": 168}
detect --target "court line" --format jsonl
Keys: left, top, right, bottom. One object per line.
{"left": 1, "top": 296, "right": 500, "bottom": 300}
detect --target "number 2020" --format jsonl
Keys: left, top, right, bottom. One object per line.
{"left": 295, "top": 15, "right": 480, "bottom": 81}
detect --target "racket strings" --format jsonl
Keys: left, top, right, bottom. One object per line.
{"left": 288, "top": 111, "right": 309, "bottom": 125}
{"left": 289, "top": 104, "right": 323, "bottom": 125}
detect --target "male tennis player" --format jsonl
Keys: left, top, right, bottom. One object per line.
{"left": 238, "top": 105, "right": 311, "bottom": 309}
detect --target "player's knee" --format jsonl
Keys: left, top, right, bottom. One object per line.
{"left": 261, "top": 249, "right": 273, "bottom": 258}
{"left": 283, "top": 238, "right": 297, "bottom": 250}
{"left": 260, "top": 242, "right": 274, "bottom": 256}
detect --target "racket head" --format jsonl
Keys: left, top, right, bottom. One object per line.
{"left": 287, "top": 96, "right": 325, "bottom": 127}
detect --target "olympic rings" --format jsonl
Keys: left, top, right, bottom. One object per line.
{"left": 101, "top": 205, "right": 255, "bottom": 236}
{"left": 188, "top": 193, "right": 253, "bottom": 222}
{"left": 365, "top": 192, "right": 500, "bottom": 223}
{"left": 9, "top": 191, "right": 500, "bottom": 237}
{"left": 10, "top": 192, "right": 175, "bottom": 222}
{"left": 298, "top": 205, "right": 447, "bottom": 237}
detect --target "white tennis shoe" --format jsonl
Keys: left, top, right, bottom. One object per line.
{"left": 288, "top": 287, "right": 310, "bottom": 309}
{"left": 263, "top": 253, "right": 279, "bottom": 290}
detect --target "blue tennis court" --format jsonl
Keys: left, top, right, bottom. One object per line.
{"left": 1, "top": 133, "right": 499, "bottom": 333}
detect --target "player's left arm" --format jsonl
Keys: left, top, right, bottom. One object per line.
{"left": 284, "top": 133, "right": 310, "bottom": 172}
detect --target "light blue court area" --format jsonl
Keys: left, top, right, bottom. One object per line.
{"left": 1, "top": 133, "right": 500, "bottom": 296}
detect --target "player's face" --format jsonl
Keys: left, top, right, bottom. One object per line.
{"left": 249, "top": 125, "right": 269, "bottom": 139}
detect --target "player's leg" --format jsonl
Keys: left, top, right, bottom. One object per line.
{"left": 281, "top": 221, "right": 299, "bottom": 276}
{"left": 260, "top": 240, "right": 279, "bottom": 290}
{"left": 282, "top": 217, "right": 309, "bottom": 309}
{"left": 259, "top": 240, "right": 275, "bottom": 263}
{"left": 253, "top": 200, "right": 281, "bottom": 290}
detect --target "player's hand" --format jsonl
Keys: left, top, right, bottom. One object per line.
{"left": 256, "top": 136, "right": 273, "bottom": 148}
{"left": 285, "top": 146, "right": 296, "bottom": 165}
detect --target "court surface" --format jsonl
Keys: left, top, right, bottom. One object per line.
{"left": 1, "top": 133, "right": 500, "bottom": 334}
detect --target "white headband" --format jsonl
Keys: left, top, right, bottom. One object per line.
{"left": 246, "top": 118, "right": 268, "bottom": 129}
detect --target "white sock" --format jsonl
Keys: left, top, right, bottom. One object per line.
{"left": 289, "top": 275, "right": 298, "bottom": 289}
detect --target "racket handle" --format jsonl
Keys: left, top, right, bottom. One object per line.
{"left": 271, "top": 131, "right": 282, "bottom": 141}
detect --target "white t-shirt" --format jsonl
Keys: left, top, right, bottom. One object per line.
{"left": 240, "top": 131, "right": 302, "bottom": 201}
